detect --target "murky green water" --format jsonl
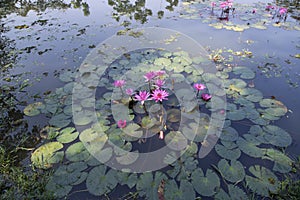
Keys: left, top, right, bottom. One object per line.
{"left": 1, "top": 0, "right": 300, "bottom": 199}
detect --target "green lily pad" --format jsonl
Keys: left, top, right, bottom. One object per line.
{"left": 245, "top": 165, "right": 279, "bottom": 197}
{"left": 191, "top": 168, "right": 220, "bottom": 197}
{"left": 262, "top": 125, "right": 292, "bottom": 147}
{"left": 24, "top": 102, "right": 44, "bottom": 116}
{"left": 164, "top": 179, "right": 195, "bottom": 200}
{"left": 86, "top": 165, "right": 118, "bottom": 196}
{"left": 31, "top": 142, "right": 63, "bottom": 169}
{"left": 65, "top": 142, "right": 90, "bottom": 162}
{"left": 241, "top": 88, "right": 263, "bottom": 102}
{"left": 263, "top": 148, "right": 293, "bottom": 173}
{"left": 46, "top": 177, "right": 72, "bottom": 198}
{"left": 233, "top": 66, "right": 255, "bottom": 79}
{"left": 154, "top": 57, "right": 171, "bottom": 66}
{"left": 167, "top": 109, "right": 181, "bottom": 122}
{"left": 217, "top": 159, "right": 245, "bottom": 183}
{"left": 236, "top": 136, "right": 264, "bottom": 158}
{"left": 121, "top": 123, "right": 143, "bottom": 141}
{"left": 226, "top": 108, "right": 246, "bottom": 121}
{"left": 215, "top": 184, "right": 248, "bottom": 200}
{"left": 165, "top": 131, "right": 188, "bottom": 151}
{"left": 116, "top": 150, "right": 139, "bottom": 165}
{"left": 137, "top": 172, "right": 167, "bottom": 199}
{"left": 49, "top": 113, "right": 71, "bottom": 128}
{"left": 220, "top": 127, "right": 239, "bottom": 142}
{"left": 73, "top": 110, "right": 94, "bottom": 126}
{"left": 56, "top": 127, "right": 79, "bottom": 143}
{"left": 215, "top": 143, "right": 241, "bottom": 160}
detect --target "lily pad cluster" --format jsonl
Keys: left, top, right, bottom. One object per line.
{"left": 25, "top": 47, "right": 294, "bottom": 199}
{"left": 180, "top": 1, "right": 300, "bottom": 32}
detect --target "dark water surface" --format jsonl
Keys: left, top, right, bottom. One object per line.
{"left": 1, "top": 0, "right": 300, "bottom": 199}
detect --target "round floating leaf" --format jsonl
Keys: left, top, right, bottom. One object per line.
{"left": 241, "top": 88, "right": 263, "bottom": 102}
{"left": 24, "top": 102, "right": 44, "bottom": 116}
{"left": 137, "top": 172, "right": 167, "bottom": 199}
{"left": 167, "top": 109, "right": 181, "bottom": 122}
{"left": 217, "top": 159, "right": 245, "bottom": 183}
{"left": 164, "top": 179, "right": 195, "bottom": 200}
{"left": 263, "top": 125, "right": 292, "bottom": 147}
{"left": 220, "top": 127, "right": 239, "bottom": 142}
{"left": 215, "top": 143, "right": 241, "bottom": 160}
{"left": 46, "top": 177, "right": 72, "bottom": 198}
{"left": 65, "top": 142, "right": 90, "bottom": 162}
{"left": 215, "top": 185, "right": 248, "bottom": 200}
{"left": 236, "top": 136, "right": 264, "bottom": 158}
{"left": 154, "top": 57, "right": 171, "bottom": 66}
{"left": 191, "top": 168, "right": 220, "bottom": 197}
{"left": 49, "top": 113, "right": 71, "bottom": 128}
{"left": 165, "top": 131, "right": 188, "bottom": 151}
{"left": 56, "top": 127, "right": 79, "bottom": 143}
{"left": 264, "top": 148, "right": 293, "bottom": 173}
{"left": 73, "top": 110, "right": 93, "bottom": 126}
{"left": 246, "top": 165, "right": 279, "bottom": 197}
{"left": 233, "top": 66, "right": 255, "bottom": 79}
{"left": 86, "top": 165, "right": 118, "bottom": 196}
{"left": 226, "top": 108, "right": 246, "bottom": 121}
{"left": 116, "top": 150, "right": 139, "bottom": 165}
{"left": 31, "top": 142, "right": 63, "bottom": 169}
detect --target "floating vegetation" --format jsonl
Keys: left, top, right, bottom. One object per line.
{"left": 180, "top": 0, "right": 300, "bottom": 32}
{"left": 25, "top": 43, "right": 294, "bottom": 198}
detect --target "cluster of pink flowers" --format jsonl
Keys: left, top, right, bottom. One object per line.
{"left": 211, "top": 0, "right": 235, "bottom": 20}
{"left": 193, "top": 83, "right": 212, "bottom": 101}
{"left": 265, "top": 4, "right": 288, "bottom": 22}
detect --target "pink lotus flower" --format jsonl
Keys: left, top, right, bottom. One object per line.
{"left": 134, "top": 91, "right": 151, "bottom": 105}
{"left": 266, "top": 5, "right": 275, "bottom": 10}
{"left": 211, "top": 2, "right": 216, "bottom": 7}
{"left": 117, "top": 119, "right": 126, "bottom": 128}
{"left": 194, "top": 83, "right": 206, "bottom": 91}
{"left": 114, "top": 80, "right": 126, "bottom": 87}
{"left": 126, "top": 88, "right": 134, "bottom": 96}
{"left": 159, "top": 130, "right": 164, "bottom": 140}
{"left": 201, "top": 93, "right": 212, "bottom": 101}
{"left": 279, "top": 7, "right": 287, "bottom": 15}
{"left": 155, "top": 79, "right": 165, "bottom": 88}
{"left": 155, "top": 70, "right": 166, "bottom": 77}
{"left": 220, "top": 2, "right": 228, "bottom": 8}
{"left": 144, "top": 71, "right": 156, "bottom": 82}
{"left": 151, "top": 89, "right": 169, "bottom": 102}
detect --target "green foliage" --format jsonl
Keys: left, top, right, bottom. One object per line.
{"left": 0, "top": 146, "right": 54, "bottom": 200}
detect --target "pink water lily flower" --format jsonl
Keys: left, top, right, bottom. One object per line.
{"left": 117, "top": 119, "right": 126, "bottom": 128}
{"left": 211, "top": 2, "right": 216, "bottom": 7}
{"left": 194, "top": 83, "right": 206, "bottom": 91}
{"left": 126, "top": 88, "right": 134, "bottom": 96}
{"left": 279, "top": 7, "right": 287, "bottom": 15}
{"left": 159, "top": 130, "right": 164, "bottom": 140}
{"left": 155, "top": 79, "right": 165, "bottom": 88}
{"left": 201, "top": 93, "right": 212, "bottom": 101}
{"left": 155, "top": 70, "right": 166, "bottom": 77}
{"left": 220, "top": 1, "right": 228, "bottom": 8}
{"left": 151, "top": 89, "right": 169, "bottom": 102}
{"left": 134, "top": 91, "right": 151, "bottom": 105}
{"left": 144, "top": 71, "right": 156, "bottom": 82}
{"left": 114, "top": 80, "right": 126, "bottom": 87}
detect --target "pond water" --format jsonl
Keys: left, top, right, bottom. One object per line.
{"left": 1, "top": 0, "right": 300, "bottom": 199}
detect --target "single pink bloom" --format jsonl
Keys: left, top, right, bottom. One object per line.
{"left": 126, "top": 88, "right": 134, "bottom": 96}
{"left": 201, "top": 93, "right": 212, "bottom": 101}
{"left": 279, "top": 7, "right": 287, "bottom": 15}
{"left": 144, "top": 71, "right": 156, "bottom": 82}
{"left": 194, "top": 83, "right": 206, "bottom": 91}
{"left": 266, "top": 5, "right": 275, "bottom": 10}
{"left": 155, "top": 70, "right": 166, "bottom": 77}
{"left": 159, "top": 130, "right": 164, "bottom": 140}
{"left": 220, "top": 2, "right": 228, "bottom": 8}
{"left": 155, "top": 79, "right": 165, "bottom": 88}
{"left": 220, "top": 109, "right": 225, "bottom": 114}
{"left": 117, "top": 119, "right": 126, "bottom": 128}
{"left": 151, "top": 89, "right": 169, "bottom": 102}
{"left": 114, "top": 80, "right": 126, "bottom": 87}
{"left": 211, "top": 2, "right": 216, "bottom": 7}
{"left": 134, "top": 90, "right": 151, "bottom": 105}
{"left": 227, "top": 2, "right": 233, "bottom": 8}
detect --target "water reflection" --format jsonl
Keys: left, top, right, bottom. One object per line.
{"left": 108, "top": 0, "right": 179, "bottom": 26}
